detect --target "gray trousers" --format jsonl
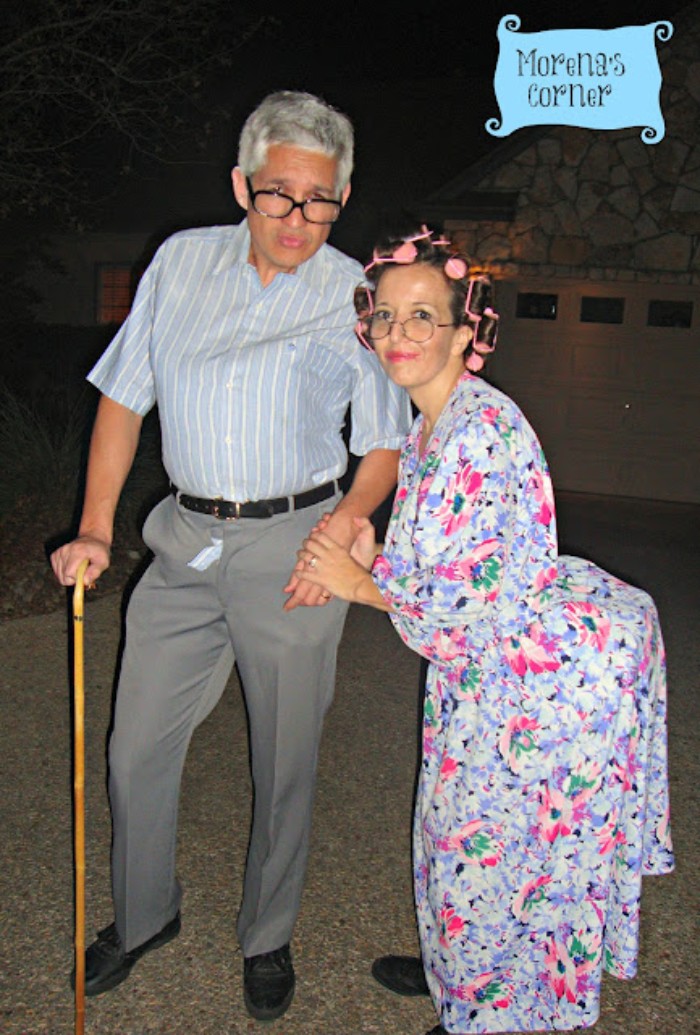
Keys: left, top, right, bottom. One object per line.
{"left": 108, "top": 492, "right": 348, "bottom": 955}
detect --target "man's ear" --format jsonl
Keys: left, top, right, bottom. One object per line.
{"left": 231, "top": 167, "right": 249, "bottom": 210}
{"left": 340, "top": 182, "right": 351, "bottom": 207}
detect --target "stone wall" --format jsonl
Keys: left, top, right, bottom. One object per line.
{"left": 447, "top": 4, "right": 700, "bottom": 285}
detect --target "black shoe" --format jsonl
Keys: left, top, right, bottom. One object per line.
{"left": 372, "top": 954, "right": 430, "bottom": 996}
{"left": 243, "top": 944, "right": 295, "bottom": 1021}
{"left": 72, "top": 912, "right": 181, "bottom": 997}
{"left": 425, "top": 1027, "right": 448, "bottom": 1034}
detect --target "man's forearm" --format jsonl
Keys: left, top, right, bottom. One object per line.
{"left": 78, "top": 395, "right": 143, "bottom": 544}
{"left": 333, "top": 447, "right": 400, "bottom": 522}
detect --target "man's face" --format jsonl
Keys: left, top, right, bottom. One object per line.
{"left": 232, "top": 143, "right": 350, "bottom": 285}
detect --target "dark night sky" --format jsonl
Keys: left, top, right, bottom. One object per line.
{"left": 90, "top": 0, "right": 686, "bottom": 259}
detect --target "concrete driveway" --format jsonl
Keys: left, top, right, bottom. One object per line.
{"left": 1, "top": 493, "right": 697, "bottom": 1035}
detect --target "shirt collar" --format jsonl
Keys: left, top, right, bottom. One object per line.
{"left": 214, "top": 219, "right": 328, "bottom": 296}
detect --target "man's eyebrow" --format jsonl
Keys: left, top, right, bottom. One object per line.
{"left": 258, "top": 178, "right": 336, "bottom": 197}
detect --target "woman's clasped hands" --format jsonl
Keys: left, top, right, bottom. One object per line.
{"left": 297, "top": 514, "right": 379, "bottom": 604}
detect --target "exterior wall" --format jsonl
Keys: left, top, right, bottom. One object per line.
{"left": 446, "top": 8, "right": 700, "bottom": 286}
{"left": 25, "top": 232, "right": 152, "bottom": 325}
{"left": 444, "top": 6, "right": 700, "bottom": 502}
{"left": 487, "top": 277, "right": 700, "bottom": 503}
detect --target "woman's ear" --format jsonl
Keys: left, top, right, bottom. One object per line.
{"left": 452, "top": 324, "right": 473, "bottom": 357}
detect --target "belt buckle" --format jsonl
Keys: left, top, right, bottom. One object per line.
{"left": 211, "top": 497, "right": 241, "bottom": 520}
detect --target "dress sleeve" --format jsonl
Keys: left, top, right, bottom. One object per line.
{"left": 372, "top": 408, "right": 515, "bottom": 663}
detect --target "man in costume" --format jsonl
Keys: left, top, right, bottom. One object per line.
{"left": 52, "top": 90, "right": 410, "bottom": 1021}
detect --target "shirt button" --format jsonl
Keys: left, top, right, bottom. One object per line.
{"left": 224, "top": 436, "right": 232, "bottom": 444}
{"left": 226, "top": 382, "right": 233, "bottom": 389}
{"left": 288, "top": 342, "right": 296, "bottom": 350}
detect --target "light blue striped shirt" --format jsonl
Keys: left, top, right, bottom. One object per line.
{"left": 89, "top": 222, "right": 411, "bottom": 500}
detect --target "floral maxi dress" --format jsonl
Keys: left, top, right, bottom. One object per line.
{"left": 372, "top": 372, "right": 674, "bottom": 1033}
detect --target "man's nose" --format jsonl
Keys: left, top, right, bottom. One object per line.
{"left": 283, "top": 203, "right": 306, "bottom": 228}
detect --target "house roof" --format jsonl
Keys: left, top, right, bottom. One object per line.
{"left": 422, "top": 0, "right": 697, "bottom": 221}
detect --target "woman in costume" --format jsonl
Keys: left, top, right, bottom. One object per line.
{"left": 298, "top": 229, "right": 673, "bottom": 1034}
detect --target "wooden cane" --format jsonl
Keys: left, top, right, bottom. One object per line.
{"left": 73, "top": 558, "right": 89, "bottom": 1035}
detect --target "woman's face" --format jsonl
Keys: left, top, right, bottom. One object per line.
{"left": 370, "top": 264, "right": 471, "bottom": 398}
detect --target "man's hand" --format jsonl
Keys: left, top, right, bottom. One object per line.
{"left": 51, "top": 535, "right": 111, "bottom": 587}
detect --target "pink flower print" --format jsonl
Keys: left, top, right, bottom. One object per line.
{"left": 432, "top": 463, "right": 483, "bottom": 537}
{"left": 512, "top": 874, "right": 552, "bottom": 922}
{"left": 393, "top": 485, "right": 408, "bottom": 506}
{"left": 435, "top": 753, "right": 459, "bottom": 795}
{"left": 431, "top": 625, "right": 467, "bottom": 663}
{"left": 438, "top": 903, "right": 467, "bottom": 948}
{"left": 569, "top": 929, "right": 602, "bottom": 978}
{"left": 441, "top": 819, "right": 504, "bottom": 867}
{"left": 564, "top": 600, "right": 612, "bottom": 652}
{"left": 657, "top": 804, "right": 672, "bottom": 851}
{"left": 611, "top": 759, "right": 634, "bottom": 793}
{"left": 534, "top": 566, "right": 558, "bottom": 592}
{"left": 597, "top": 811, "right": 627, "bottom": 855}
{"left": 561, "top": 760, "right": 602, "bottom": 804}
{"left": 503, "top": 623, "right": 560, "bottom": 675}
{"left": 537, "top": 786, "right": 574, "bottom": 842}
{"left": 498, "top": 714, "right": 540, "bottom": 773}
{"left": 531, "top": 467, "right": 555, "bottom": 525}
{"left": 532, "top": 565, "right": 558, "bottom": 607}
{"left": 455, "top": 662, "right": 481, "bottom": 701}
{"left": 439, "top": 539, "right": 502, "bottom": 600}
{"left": 481, "top": 406, "right": 515, "bottom": 446}
{"left": 454, "top": 971, "right": 512, "bottom": 1009}
{"left": 545, "top": 940, "right": 577, "bottom": 1003}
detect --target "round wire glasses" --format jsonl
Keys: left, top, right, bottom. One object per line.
{"left": 367, "top": 314, "right": 455, "bottom": 344}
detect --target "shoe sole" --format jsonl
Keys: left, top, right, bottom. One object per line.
{"left": 243, "top": 982, "right": 295, "bottom": 1021}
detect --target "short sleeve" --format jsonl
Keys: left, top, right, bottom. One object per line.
{"left": 347, "top": 346, "right": 412, "bottom": 455}
{"left": 87, "top": 247, "right": 164, "bottom": 415}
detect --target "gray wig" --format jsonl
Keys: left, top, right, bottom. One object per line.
{"left": 237, "top": 91, "right": 354, "bottom": 192}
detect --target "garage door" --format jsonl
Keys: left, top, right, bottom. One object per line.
{"left": 486, "top": 278, "right": 700, "bottom": 503}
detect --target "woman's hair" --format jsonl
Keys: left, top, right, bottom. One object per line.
{"left": 354, "top": 227, "right": 499, "bottom": 372}
{"left": 238, "top": 91, "right": 354, "bottom": 193}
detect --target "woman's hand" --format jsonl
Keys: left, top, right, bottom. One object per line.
{"left": 296, "top": 521, "right": 390, "bottom": 612}
{"left": 348, "top": 516, "right": 378, "bottom": 570}
{"left": 297, "top": 530, "right": 369, "bottom": 603}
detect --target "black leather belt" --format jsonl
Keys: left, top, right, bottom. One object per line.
{"left": 173, "top": 480, "right": 338, "bottom": 520}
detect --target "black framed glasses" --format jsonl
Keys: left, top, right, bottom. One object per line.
{"left": 246, "top": 177, "right": 343, "bottom": 225}
{"left": 368, "top": 314, "right": 455, "bottom": 344}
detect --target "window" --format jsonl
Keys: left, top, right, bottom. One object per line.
{"left": 516, "top": 293, "right": 558, "bottom": 320}
{"left": 580, "top": 296, "right": 625, "bottom": 324}
{"left": 647, "top": 300, "right": 693, "bottom": 328}
{"left": 97, "top": 265, "right": 133, "bottom": 324}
